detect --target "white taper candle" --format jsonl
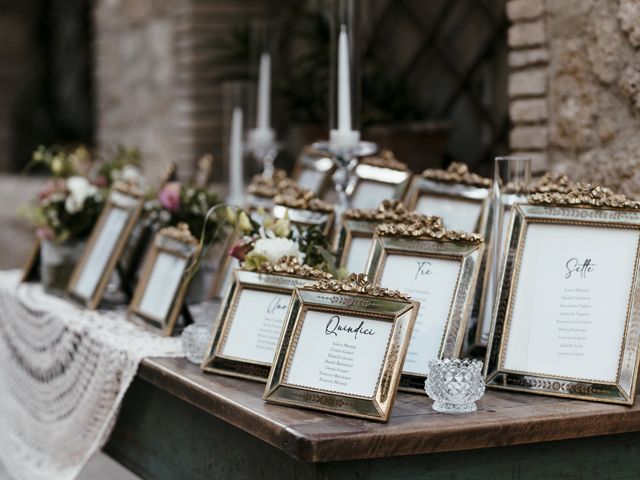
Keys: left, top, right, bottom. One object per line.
{"left": 337, "top": 25, "right": 351, "bottom": 132}
{"left": 228, "top": 107, "right": 244, "bottom": 205}
{"left": 256, "top": 52, "right": 271, "bottom": 131}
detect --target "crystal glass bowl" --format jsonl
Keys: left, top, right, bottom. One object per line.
{"left": 424, "top": 358, "right": 485, "bottom": 414}
{"left": 181, "top": 324, "right": 212, "bottom": 365}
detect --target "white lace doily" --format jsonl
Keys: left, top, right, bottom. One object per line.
{"left": 0, "top": 270, "right": 184, "bottom": 480}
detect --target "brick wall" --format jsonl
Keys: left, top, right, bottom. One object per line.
{"left": 506, "top": 0, "right": 549, "bottom": 172}
{"left": 94, "top": 0, "right": 269, "bottom": 183}
{"left": 506, "top": 0, "right": 640, "bottom": 195}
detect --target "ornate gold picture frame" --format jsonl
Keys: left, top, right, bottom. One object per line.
{"left": 67, "top": 182, "right": 144, "bottom": 309}
{"left": 272, "top": 193, "right": 335, "bottom": 237}
{"left": 207, "top": 228, "right": 241, "bottom": 300}
{"left": 485, "top": 186, "right": 640, "bottom": 404}
{"left": 246, "top": 170, "right": 304, "bottom": 210}
{"left": 366, "top": 216, "right": 485, "bottom": 393}
{"left": 128, "top": 224, "right": 200, "bottom": 336}
{"left": 20, "top": 239, "right": 41, "bottom": 283}
{"left": 404, "top": 163, "right": 491, "bottom": 235}
{"left": 334, "top": 200, "right": 416, "bottom": 275}
{"left": 201, "top": 258, "right": 331, "bottom": 381}
{"left": 349, "top": 151, "right": 412, "bottom": 210}
{"left": 264, "top": 274, "right": 419, "bottom": 422}
{"left": 291, "top": 147, "right": 336, "bottom": 198}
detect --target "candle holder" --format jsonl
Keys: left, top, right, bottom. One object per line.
{"left": 247, "top": 19, "right": 278, "bottom": 180}
{"left": 317, "top": 0, "right": 375, "bottom": 215}
{"left": 424, "top": 358, "right": 485, "bottom": 414}
{"left": 312, "top": 140, "right": 377, "bottom": 215}
{"left": 181, "top": 323, "right": 213, "bottom": 365}
{"left": 246, "top": 131, "right": 279, "bottom": 180}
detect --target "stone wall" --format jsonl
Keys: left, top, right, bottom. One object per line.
{"left": 94, "top": 0, "right": 269, "bottom": 184}
{"left": 507, "top": 0, "right": 640, "bottom": 195}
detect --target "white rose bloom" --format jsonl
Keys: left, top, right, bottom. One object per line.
{"left": 252, "top": 237, "right": 302, "bottom": 264}
{"left": 65, "top": 176, "right": 98, "bottom": 214}
{"left": 65, "top": 196, "right": 81, "bottom": 214}
{"left": 122, "top": 165, "right": 143, "bottom": 184}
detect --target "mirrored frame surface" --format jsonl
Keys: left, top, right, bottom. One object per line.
{"left": 201, "top": 269, "right": 322, "bottom": 382}
{"left": 367, "top": 234, "right": 484, "bottom": 393}
{"left": 20, "top": 239, "right": 41, "bottom": 283}
{"left": 405, "top": 177, "right": 490, "bottom": 234}
{"left": 128, "top": 226, "right": 199, "bottom": 336}
{"left": 291, "top": 148, "right": 336, "bottom": 198}
{"left": 334, "top": 218, "right": 378, "bottom": 274}
{"left": 272, "top": 205, "right": 335, "bottom": 237}
{"left": 264, "top": 286, "right": 418, "bottom": 422}
{"left": 208, "top": 230, "right": 240, "bottom": 300}
{"left": 67, "top": 185, "right": 143, "bottom": 309}
{"left": 349, "top": 163, "right": 412, "bottom": 211}
{"left": 485, "top": 203, "right": 640, "bottom": 404}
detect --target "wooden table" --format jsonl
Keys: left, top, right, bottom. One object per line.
{"left": 104, "top": 357, "right": 640, "bottom": 479}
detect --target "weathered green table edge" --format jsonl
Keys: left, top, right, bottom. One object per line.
{"left": 105, "top": 357, "right": 640, "bottom": 479}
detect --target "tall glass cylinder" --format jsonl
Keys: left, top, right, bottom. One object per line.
{"left": 328, "top": 0, "right": 361, "bottom": 143}
{"left": 480, "top": 156, "right": 532, "bottom": 345}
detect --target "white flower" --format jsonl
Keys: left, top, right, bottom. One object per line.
{"left": 252, "top": 237, "right": 302, "bottom": 263}
{"left": 122, "top": 164, "right": 143, "bottom": 184}
{"left": 65, "top": 176, "right": 98, "bottom": 214}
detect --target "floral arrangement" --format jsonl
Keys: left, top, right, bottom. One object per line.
{"left": 144, "top": 181, "right": 223, "bottom": 244}
{"left": 95, "top": 145, "right": 144, "bottom": 188}
{"left": 21, "top": 144, "right": 142, "bottom": 243}
{"left": 226, "top": 208, "right": 343, "bottom": 277}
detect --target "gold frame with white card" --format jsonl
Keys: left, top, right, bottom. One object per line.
{"left": 264, "top": 274, "right": 418, "bottom": 422}
{"left": 128, "top": 224, "right": 200, "bottom": 336}
{"left": 485, "top": 187, "right": 640, "bottom": 404}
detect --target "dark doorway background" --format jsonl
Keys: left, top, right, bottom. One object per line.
{"left": 0, "top": 0, "right": 94, "bottom": 172}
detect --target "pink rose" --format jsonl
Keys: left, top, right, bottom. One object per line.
{"left": 158, "top": 182, "right": 181, "bottom": 212}
{"left": 229, "top": 241, "right": 253, "bottom": 261}
{"left": 36, "top": 227, "right": 54, "bottom": 241}
{"left": 93, "top": 175, "right": 108, "bottom": 188}
{"left": 38, "top": 179, "right": 66, "bottom": 200}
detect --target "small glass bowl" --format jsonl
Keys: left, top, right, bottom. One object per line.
{"left": 181, "top": 324, "right": 212, "bottom": 365}
{"left": 424, "top": 358, "right": 485, "bottom": 414}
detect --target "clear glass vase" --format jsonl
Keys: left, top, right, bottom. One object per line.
{"left": 40, "top": 239, "right": 85, "bottom": 295}
{"left": 479, "top": 156, "right": 531, "bottom": 344}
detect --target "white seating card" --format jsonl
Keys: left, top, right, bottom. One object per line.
{"left": 297, "top": 169, "right": 325, "bottom": 196}
{"left": 137, "top": 252, "right": 188, "bottom": 322}
{"left": 415, "top": 195, "right": 482, "bottom": 233}
{"left": 380, "top": 254, "right": 461, "bottom": 375}
{"left": 351, "top": 181, "right": 397, "bottom": 210}
{"left": 344, "top": 236, "right": 374, "bottom": 275}
{"left": 503, "top": 223, "right": 638, "bottom": 382}
{"left": 73, "top": 208, "right": 129, "bottom": 300}
{"left": 222, "top": 289, "right": 291, "bottom": 364}
{"left": 285, "top": 310, "right": 393, "bottom": 397}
